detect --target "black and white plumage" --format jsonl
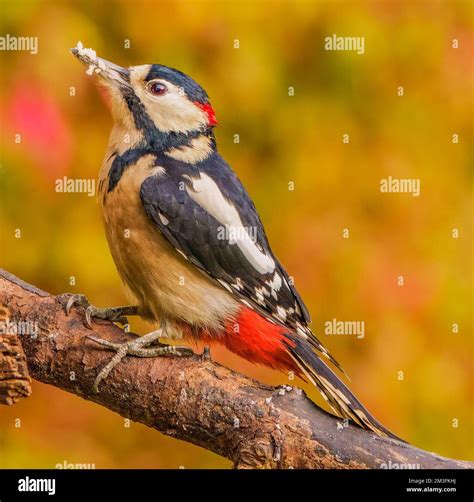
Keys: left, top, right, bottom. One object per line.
{"left": 70, "top": 43, "right": 400, "bottom": 440}
{"left": 138, "top": 150, "right": 347, "bottom": 372}
{"left": 140, "top": 151, "right": 309, "bottom": 324}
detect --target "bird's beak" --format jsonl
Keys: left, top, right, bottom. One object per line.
{"left": 70, "top": 42, "right": 131, "bottom": 90}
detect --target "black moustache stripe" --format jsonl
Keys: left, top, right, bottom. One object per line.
{"left": 123, "top": 92, "right": 211, "bottom": 151}
{"left": 107, "top": 93, "right": 215, "bottom": 193}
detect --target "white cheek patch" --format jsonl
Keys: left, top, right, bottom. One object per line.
{"left": 129, "top": 70, "right": 207, "bottom": 133}
{"left": 186, "top": 172, "right": 276, "bottom": 275}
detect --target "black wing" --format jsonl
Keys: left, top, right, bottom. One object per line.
{"left": 139, "top": 151, "right": 311, "bottom": 331}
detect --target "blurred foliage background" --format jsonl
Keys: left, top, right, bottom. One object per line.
{"left": 0, "top": 0, "right": 472, "bottom": 468}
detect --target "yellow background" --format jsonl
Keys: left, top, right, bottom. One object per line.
{"left": 0, "top": 0, "right": 472, "bottom": 467}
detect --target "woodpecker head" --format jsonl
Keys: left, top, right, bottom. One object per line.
{"left": 71, "top": 42, "right": 217, "bottom": 149}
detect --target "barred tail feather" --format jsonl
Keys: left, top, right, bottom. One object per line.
{"left": 216, "top": 306, "right": 401, "bottom": 441}
{"left": 286, "top": 336, "right": 402, "bottom": 441}
{"left": 307, "top": 335, "right": 350, "bottom": 380}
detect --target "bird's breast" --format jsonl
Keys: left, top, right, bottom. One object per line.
{"left": 99, "top": 150, "right": 239, "bottom": 334}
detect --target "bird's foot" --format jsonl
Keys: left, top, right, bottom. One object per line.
{"left": 87, "top": 329, "right": 194, "bottom": 393}
{"left": 64, "top": 294, "right": 139, "bottom": 329}
{"left": 201, "top": 346, "right": 212, "bottom": 361}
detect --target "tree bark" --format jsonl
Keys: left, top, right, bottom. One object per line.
{"left": 0, "top": 268, "right": 471, "bottom": 469}
{"left": 0, "top": 332, "right": 32, "bottom": 405}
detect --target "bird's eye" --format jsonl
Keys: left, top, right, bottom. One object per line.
{"left": 148, "top": 82, "right": 167, "bottom": 96}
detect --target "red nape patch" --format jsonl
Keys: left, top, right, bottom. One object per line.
{"left": 194, "top": 102, "right": 218, "bottom": 126}
{"left": 211, "top": 307, "right": 299, "bottom": 372}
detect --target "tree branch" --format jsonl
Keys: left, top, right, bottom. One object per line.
{"left": 0, "top": 268, "right": 471, "bottom": 469}
{"left": 0, "top": 331, "right": 31, "bottom": 405}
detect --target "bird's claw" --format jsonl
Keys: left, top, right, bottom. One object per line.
{"left": 65, "top": 293, "right": 88, "bottom": 316}
{"left": 86, "top": 331, "right": 193, "bottom": 393}
{"left": 65, "top": 294, "right": 93, "bottom": 328}
{"left": 84, "top": 305, "right": 95, "bottom": 329}
{"left": 64, "top": 294, "right": 131, "bottom": 329}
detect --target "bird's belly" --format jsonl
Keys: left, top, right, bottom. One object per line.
{"left": 100, "top": 159, "right": 239, "bottom": 335}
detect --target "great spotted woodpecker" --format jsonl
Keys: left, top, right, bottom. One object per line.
{"left": 68, "top": 43, "right": 398, "bottom": 439}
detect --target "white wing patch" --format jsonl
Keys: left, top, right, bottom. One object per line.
{"left": 186, "top": 172, "right": 276, "bottom": 275}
